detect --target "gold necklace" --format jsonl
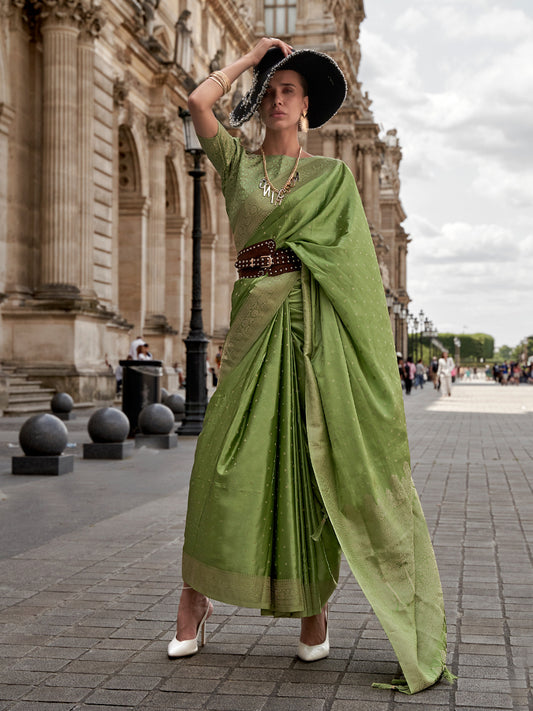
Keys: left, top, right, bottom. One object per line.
{"left": 259, "top": 147, "right": 302, "bottom": 206}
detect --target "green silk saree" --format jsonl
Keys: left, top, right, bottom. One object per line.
{"left": 182, "top": 124, "right": 450, "bottom": 694}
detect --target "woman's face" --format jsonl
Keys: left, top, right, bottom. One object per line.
{"left": 259, "top": 70, "right": 308, "bottom": 131}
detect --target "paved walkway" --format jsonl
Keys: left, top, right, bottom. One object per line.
{"left": 0, "top": 382, "right": 532, "bottom": 710}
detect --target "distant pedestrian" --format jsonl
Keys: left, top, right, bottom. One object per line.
{"left": 398, "top": 356, "right": 405, "bottom": 389}
{"left": 175, "top": 363, "right": 185, "bottom": 388}
{"left": 137, "top": 343, "right": 153, "bottom": 360}
{"left": 115, "top": 363, "right": 123, "bottom": 395}
{"left": 500, "top": 361, "right": 510, "bottom": 385}
{"left": 404, "top": 356, "right": 415, "bottom": 395}
{"left": 414, "top": 359, "right": 425, "bottom": 389}
{"left": 215, "top": 345, "right": 223, "bottom": 373}
{"left": 430, "top": 356, "right": 439, "bottom": 389}
{"left": 437, "top": 350, "right": 455, "bottom": 397}
{"left": 129, "top": 335, "right": 145, "bottom": 359}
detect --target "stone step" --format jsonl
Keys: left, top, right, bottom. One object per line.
{"left": 4, "top": 370, "right": 58, "bottom": 418}
{"left": 8, "top": 392, "right": 54, "bottom": 405}
{"left": 4, "top": 403, "right": 55, "bottom": 416}
{"left": 3, "top": 369, "right": 97, "bottom": 418}
{"left": 3, "top": 401, "right": 94, "bottom": 417}
{"left": 8, "top": 378, "right": 50, "bottom": 387}
{"left": 9, "top": 385, "right": 56, "bottom": 395}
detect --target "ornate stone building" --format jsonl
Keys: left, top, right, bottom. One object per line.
{"left": 0, "top": 0, "right": 409, "bottom": 413}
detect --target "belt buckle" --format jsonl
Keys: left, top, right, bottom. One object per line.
{"left": 257, "top": 253, "right": 273, "bottom": 276}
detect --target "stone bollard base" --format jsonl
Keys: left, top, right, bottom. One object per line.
{"left": 83, "top": 442, "right": 134, "bottom": 460}
{"left": 135, "top": 433, "right": 178, "bottom": 450}
{"left": 53, "top": 412, "right": 75, "bottom": 421}
{"left": 12, "top": 454, "right": 74, "bottom": 476}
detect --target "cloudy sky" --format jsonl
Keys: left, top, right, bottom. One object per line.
{"left": 358, "top": 0, "right": 533, "bottom": 348}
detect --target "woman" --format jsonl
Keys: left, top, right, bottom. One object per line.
{"left": 168, "top": 37, "right": 453, "bottom": 694}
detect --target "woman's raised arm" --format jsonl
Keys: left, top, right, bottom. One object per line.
{"left": 187, "top": 37, "right": 293, "bottom": 138}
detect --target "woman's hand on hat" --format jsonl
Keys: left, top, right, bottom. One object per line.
{"left": 247, "top": 37, "right": 294, "bottom": 66}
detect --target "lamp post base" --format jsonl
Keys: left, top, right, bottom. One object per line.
{"left": 178, "top": 331, "right": 209, "bottom": 436}
{"left": 178, "top": 418, "right": 205, "bottom": 437}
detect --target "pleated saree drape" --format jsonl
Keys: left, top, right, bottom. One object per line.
{"left": 182, "top": 123, "right": 451, "bottom": 694}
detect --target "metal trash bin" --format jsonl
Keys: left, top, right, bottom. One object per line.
{"left": 119, "top": 360, "right": 164, "bottom": 436}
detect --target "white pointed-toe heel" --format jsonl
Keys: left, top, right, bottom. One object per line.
{"left": 167, "top": 599, "right": 211, "bottom": 658}
{"left": 297, "top": 606, "right": 329, "bottom": 662}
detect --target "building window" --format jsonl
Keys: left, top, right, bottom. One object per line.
{"left": 264, "top": 0, "right": 297, "bottom": 36}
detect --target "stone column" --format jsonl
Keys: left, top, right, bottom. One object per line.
{"left": 398, "top": 244, "right": 407, "bottom": 290}
{"left": 165, "top": 215, "right": 187, "bottom": 336}
{"left": 0, "top": 103, "right": 15, "bottom": 297}
{"left": 37, "top": 0, "right": 82, "bottom": 299}
{"left": 145, "top": 116, "right": 171, "bottom": 329}
{"left": 201, "top": 231, "right": 217, "bottom": 337}
{"left": 372, "top": 154, "right": 382, "bottom": 229}
{"left": 77, "top": 7, "right": 103, "bottom": 298}
{"left": 339, "top": 129, "right": 355, "bottom": 176}
{"left": 118, "top": 195, "right": 150, "bottom": 332}
{"left": 321, "top": 126, "right": 336, "bottom": 159}
{"left": 363, "top": 146, "right": 373, "bottom": 216}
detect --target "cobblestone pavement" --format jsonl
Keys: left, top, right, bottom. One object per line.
{"left": 0, "top": 382, "right": 532, "bottom": 710}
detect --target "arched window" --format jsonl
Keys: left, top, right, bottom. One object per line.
{"left": 264, "top": 0, "right": 297, "bottom": 36}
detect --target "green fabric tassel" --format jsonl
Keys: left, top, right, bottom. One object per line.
{"left": 372, "top": 682, "right": 410, "bottom": 694}
{"left": 441, "top": 667, "right": 457, "bottom": 683}
{"left": 372, "top": 668, "right": 457, "bottom": 695}
{"left": 372, "top": 675, "right": 410, "bottom": 694}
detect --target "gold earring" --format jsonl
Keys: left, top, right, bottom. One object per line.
{"left": 298, "top": 111, "right": 309, "bottom": 133}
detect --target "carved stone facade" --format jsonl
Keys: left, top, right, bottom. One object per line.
{"left": 0, "top": 0, "right": 409, "bottom": 410}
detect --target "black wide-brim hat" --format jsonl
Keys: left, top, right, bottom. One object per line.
{"left": 229, "top": 48, "right": 347, "bottom": 129}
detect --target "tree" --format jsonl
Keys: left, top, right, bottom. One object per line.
{"left": 439, "top": 333, "right": 495, "bottom": 361}
{"left": 495, "top": 345, "right": 512, "bottom": 361}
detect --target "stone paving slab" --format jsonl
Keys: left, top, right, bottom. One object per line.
{"left": 0, "top": 382, "right": 532, "bottom": 709}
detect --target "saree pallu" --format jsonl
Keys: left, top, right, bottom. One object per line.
{"left": 183, "top": 127, "right": 449, "bottom": 694}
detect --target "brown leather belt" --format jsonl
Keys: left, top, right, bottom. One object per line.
{"left": 235, "top": 238, "right": 301, "bottom": 279}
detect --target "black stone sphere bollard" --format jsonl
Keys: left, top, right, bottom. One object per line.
{"left": 165, "top": 393, "right": 185, "bottom": 423}
{"left": 160, "top": 387, "right": 169, "bottom": 403}
{"left": 51, "top": 392, "right": 75, "bottom": 420}
{"left": 83, "top": 407, "right": 134, "bottom": 460}
{"left": 135, "top": 403, "right": 177, "bottom": 449}
{"left": 13, "top": 413, "right": 74, "bottom": 475}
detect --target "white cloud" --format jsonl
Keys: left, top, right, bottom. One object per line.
{"left": 394, "top": 7, "right": 428, "bottom": 33}
{"left": 407, "top": 219, "right": 532, "bottom": 344}
{"left": 409, "top": 221, "right": 521, "bottom": 265}
{"left": 358, "top": 29, "right": 422, "bottom": 107}
{"left": 472, "top": 158, "right": 533, "bottom": 209}
{"left": 359, "top": 1, "right": 533, "bottom": 346}
{"left": 443, "top": 6, "right": 533, "bottom": 41}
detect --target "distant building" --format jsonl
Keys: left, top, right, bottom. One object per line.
{"left": 0, "top": 0, "right": 409, "bottom": 410}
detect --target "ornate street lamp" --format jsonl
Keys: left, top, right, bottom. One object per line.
{"left": 393, "top": 301, "right": 401, "bottom": 354}
{"left": 400, "top": 306, "right": 408, "bottom": 358}
{"left": 427, "top": 320, "right": 434, "bottom": 359}
{"left": 420, "top": 317, "right": 429, "bottom": 362}
{"left": 407, "top": 313, "right": 414, "bottom": 358}
{"left": 178, "top": 107, "right": 209, "bottom": 435}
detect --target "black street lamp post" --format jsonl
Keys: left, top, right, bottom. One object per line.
{"left": 179, "top": 108, "right": 209, "bottom": 435}
{"left": 408, "top": 313, "right": 415, "bottom": 359}
{"left": 393, "top": 301, "right": 401, "bottom": 354}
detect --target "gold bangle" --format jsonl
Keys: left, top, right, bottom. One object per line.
{"left": 209, "top": 70, "right": 231, "bottom": 95}
{"left": 207, "top": 75, "right": 225, "bottom": 94}
{"left": 214, "top": 70, "right": 231, "bottom": 93}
